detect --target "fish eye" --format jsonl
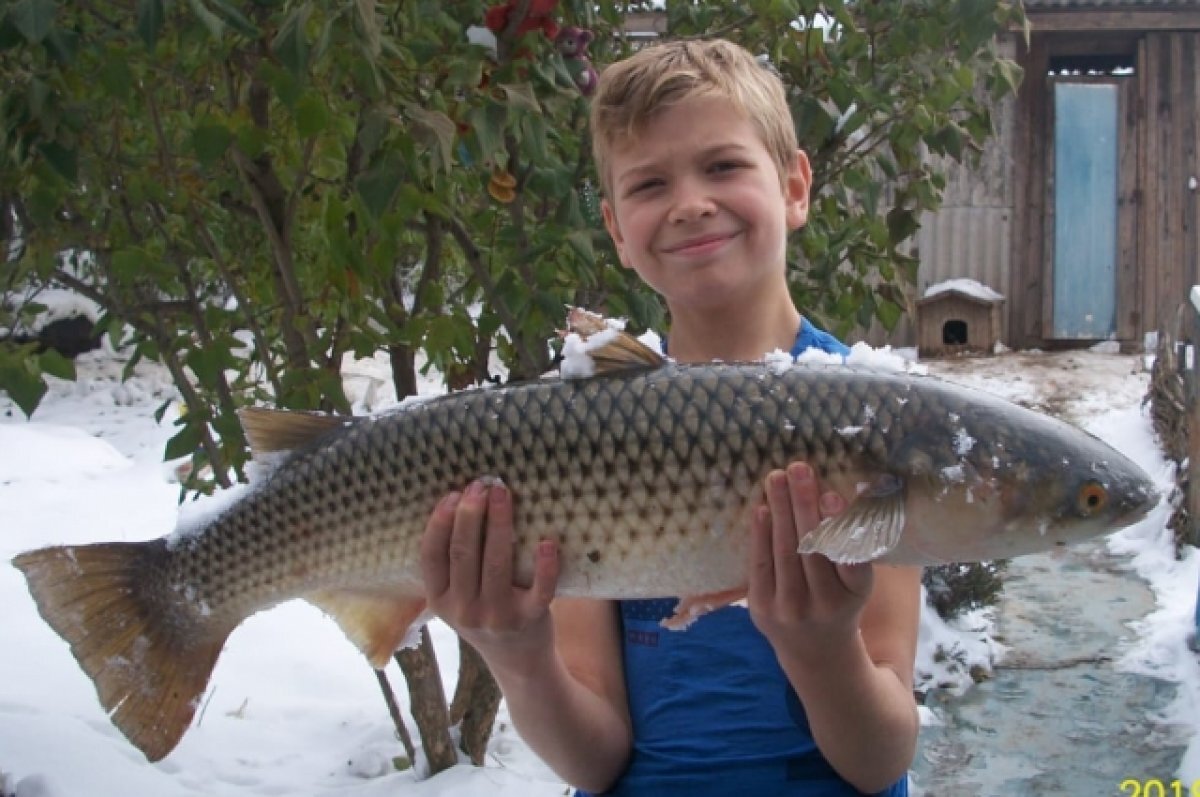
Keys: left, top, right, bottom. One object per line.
{"left": 1076, "top": 481, "right": 1108, "bottom": 516}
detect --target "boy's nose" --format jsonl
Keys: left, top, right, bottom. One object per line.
{"left": 667, "top": 181, "right": 717, "bottom": 223}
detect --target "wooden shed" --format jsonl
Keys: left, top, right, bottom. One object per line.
{"left": 911, "top": 0, "right": 1200, "bottom": 351}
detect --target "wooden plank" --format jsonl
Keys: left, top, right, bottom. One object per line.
{"left": 1117, "top": 75, "right": 1139, "bottom": 342}
{"left": 1166, "top": 33, "right": 1187, "bottom": 333}
{"left": 1186, "top": 35, "right": 1200, "bottom": 300}
{"left": 1041, "top": 76, "right": 1059, "bottom": 340}
{"left": 1044, "top": 33, "right": 1141, "bottom": 58}
{"left": 1140, "top": 35, "right": 1162, "bottom": 341}
{"left": 1010, "top": 36, "right": 1050, "bottom": 347}
{"left": 1028, "top": 10, "right": 1200, "bottom": 32}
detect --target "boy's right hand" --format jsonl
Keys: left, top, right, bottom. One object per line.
{"left": 419, "top": 479, "right": 560, "bottom": 668}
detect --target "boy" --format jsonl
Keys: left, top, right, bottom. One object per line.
{"left": 419, "top": 39, "right": 921, "bottom": 795}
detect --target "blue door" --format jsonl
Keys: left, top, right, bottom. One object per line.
{"left": 1052, "top": 82, "right": 1118, "bottom": 339}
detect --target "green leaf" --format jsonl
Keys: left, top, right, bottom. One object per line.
{"left": 497, "top": 83, "right": 541, "bottom": 115}
{"left": 97, "top": 58, "right": 134, "bottom": 100}
{"left": 355, "top": 155, "right": 403, "bottom": 219}
{"left": 566, "top": 229, "right": 595, "bottom": 264}
{"left": 191, "top": 120, "right": 234, "bottom": 167}
{"left": 42, "top": 26, "right": 77, "bottom": 63}
{"left": 10, "top": 0, "right": 55, "bottom": 44}
{"left": 293, "top": 92, "right": 329, "bottom": 138}
{"left": 187, "top": 0, "right": 225, "bottom": 40}
{"left": 272, "top": 4, "right": 311, "bottom": 77}
{"left": 467, "top": 104, "right": 506, "bottom": 164}
{"left": 37, "top": 348, "right": 76, "bottom": 380}
{"left": 37, "top": 140, "right": 77, "bottom": 182}
{"left": 164, "top": 420, "right": 203, "bottom": 461}
{"left": 406, "top": 105, "right": 456, "bottom": 171}
{"left": 137, "top": 0, "right": 165, "bottom": 51}
{"left": 0, "top": 346, "right": 47, "bottom": 417}
{"left": 208, "top": 0, "right": 260, "bottom": 37}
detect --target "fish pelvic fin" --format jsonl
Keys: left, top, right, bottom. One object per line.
{"left": 12, "top": 541, "right": 230, "bottom": 762}
{"left": 661, "top": 588, "right": 747, "bottom": 630}
{"left": 237, "top": 407, "right": 350, "bottom": 457}
{"left": 797, "top": 476, "right": 906, "bottom": 564}
{"left": 304, "top": 589, "right": 428, "bottom": 669}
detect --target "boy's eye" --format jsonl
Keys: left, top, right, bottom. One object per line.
{"left": 710, "top": 160, "right": 743, "bottom": 174}
{"left": 628, "top": 178, "right": 662, "bottom": 195}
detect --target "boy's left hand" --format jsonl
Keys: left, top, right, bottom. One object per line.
{"left": 747, "top": 462, "right": 874, "bottom": 655}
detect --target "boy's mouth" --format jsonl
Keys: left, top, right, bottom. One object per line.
{"left": 661, "top": 231, "right": 739, "bottom": 256}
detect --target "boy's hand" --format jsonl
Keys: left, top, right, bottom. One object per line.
{"left": 420, "top": 479, "right": 560, "bottom": 668}
{"left": 747, "top": 462, "right": 874, "bottom": 658}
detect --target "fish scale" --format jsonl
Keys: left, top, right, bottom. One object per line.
{"left": 12, "top": 336, "right": 1156, "bottom": 762}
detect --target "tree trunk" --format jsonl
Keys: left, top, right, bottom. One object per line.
{"left": 393, "top": 627, "right": 458, "bottom": 775}
{"left": 450, "top": 638, "right": 502, "bottom": 765}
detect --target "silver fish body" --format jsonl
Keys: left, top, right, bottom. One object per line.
{"left": 12, "top": 355, "right": 1157, "bottom": 761}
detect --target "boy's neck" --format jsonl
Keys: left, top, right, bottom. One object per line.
{"left": 665, "top": 299, "right": 803, "bottom": 364}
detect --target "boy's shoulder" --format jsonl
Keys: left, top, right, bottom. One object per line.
{"left": 794, "top": 317, "right": 850, "bottom": 357}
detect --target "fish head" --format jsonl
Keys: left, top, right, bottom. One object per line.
{"left": 1010, "top": 443, "right": 1159, "bottom": 543}
{"left": 894, "top": 402, "right": 1159, "bottom": 565}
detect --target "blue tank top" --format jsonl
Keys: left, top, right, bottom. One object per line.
{"left": 576, "top": 321, "right": 907, "bottom": 797}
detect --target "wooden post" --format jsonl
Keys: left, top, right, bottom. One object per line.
{"left": 1187, "top": 287, "right": 1200, "bottom": 649}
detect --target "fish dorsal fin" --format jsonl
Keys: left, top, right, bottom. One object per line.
{"left": 237, "top": 407, "right": 349, "bottom": 456}
{"left": 796, "top": 475, "right": 906, "bottom": 564}
{"left": 304, "top": 589, "right": 430, "bottom": 669}
{"left": 587, "top": 331, "right": 665, "bottom": 374}
{"left": 564, "top": 307, "right": 664, "bottom": 375}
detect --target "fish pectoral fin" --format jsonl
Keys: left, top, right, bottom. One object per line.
{"left": 796, "top": 479, "right": 905, "bottom": 564}
{"left": 304, "top": 589, "right": 428, "bottom": 669}
{"left": 661, "top": 588, "right": 747, "bottom": 630}
{"left": 238, "top": 407, "right": 351, "bottom": 457}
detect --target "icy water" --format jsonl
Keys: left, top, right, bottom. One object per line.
{"left": 910, "top": 541, "right": 1189, "bottom": 796}
{"left": 911, "top": 351, "right": 1191, "bottom": 796}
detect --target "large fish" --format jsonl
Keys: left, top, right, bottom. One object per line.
{"left": 13, "top": 321, "right": 1156, "bottom": 762}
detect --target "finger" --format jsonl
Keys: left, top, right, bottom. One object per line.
{"left": 798, "top": 551, "right": 851, "bottom": 603}
{"left": 786, "top": 462, "right": 823, "bottom": 536}
{"left": 479, "top": 483, "right": 516, "bottom": 603}
{"left": 420, "top": 491, "right": 461, "bottom": 600}
{"left": 448, "top": 480, "right": 489, "bottom": 600}
{"left": 765, "top": 468, "right": 805, "bottom": 597}
{"left": 519, "top": 539, "right": 561, "bottom": 615}
{"left": 747, "top": 503, "right": 775, "bottom": 607}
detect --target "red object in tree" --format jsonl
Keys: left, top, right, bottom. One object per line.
{"left": 484, "top": 0, "right": 560, "bottom": 40}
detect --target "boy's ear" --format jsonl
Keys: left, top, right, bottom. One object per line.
{"left": 601, "top": 198, "right": 632, "bottom": 269}
{"left": 784, "top": 149, "right": 812, "bottom": 231}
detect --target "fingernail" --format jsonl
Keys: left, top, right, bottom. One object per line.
{"left": 789, "top": 463, "right": 812, "bottom": 482}
{"left": 820, "top": 492, "right": 843, "bottom": 514}
{"left": 443, "top": 491, "right": 462, "bottom": 510}
{"left": 490, "top": 483, "right": 509, "bottom": 505}
{"left": 768, "top": 471, "right": 787, "bottom": 491}
{"left": 467, "top": 479, "right": 487, "bottom": 498}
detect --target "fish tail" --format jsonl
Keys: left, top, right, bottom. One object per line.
{"left": 12, "top": 540, "right": 229, "bottom": 761}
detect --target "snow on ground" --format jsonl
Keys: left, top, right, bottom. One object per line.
{"left": 0, "top": 338, "right": 1197, "bottom": 795}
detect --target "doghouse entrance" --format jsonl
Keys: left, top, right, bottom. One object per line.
{"left": 942, "top": 320, "right": 968, "bottom": 346}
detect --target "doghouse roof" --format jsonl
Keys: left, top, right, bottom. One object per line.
{"left": 918, "top": 279, "right": 1005, "bottom": 308}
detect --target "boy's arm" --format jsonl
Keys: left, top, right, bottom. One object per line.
{"left": 420, "top": 482, "right": 632, "bottom": 793}
{"left": 749, "top": 464, "right": 921, "bottom": 794}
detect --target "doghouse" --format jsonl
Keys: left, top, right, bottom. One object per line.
{"left": 917, "top": 284, "right": 1005, "bottom": 357}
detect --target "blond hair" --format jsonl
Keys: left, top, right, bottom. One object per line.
{"left": 589, "top": 39, "right": 798, "bottom": 198}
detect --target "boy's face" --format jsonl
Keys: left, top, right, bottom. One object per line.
{"left": 600, "top": 95, "right": 810, "bottom": 313}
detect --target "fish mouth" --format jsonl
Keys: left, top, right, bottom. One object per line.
{"left": 1118, "top": 482, "right": 1160, "bottom": 524}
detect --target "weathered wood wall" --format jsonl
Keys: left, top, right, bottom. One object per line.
{"left": 1005, "top": 28, "right": 1200, "bottom": 350}
{"left": 1138, "top": 31, "right": 1200, "bottom": 346}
